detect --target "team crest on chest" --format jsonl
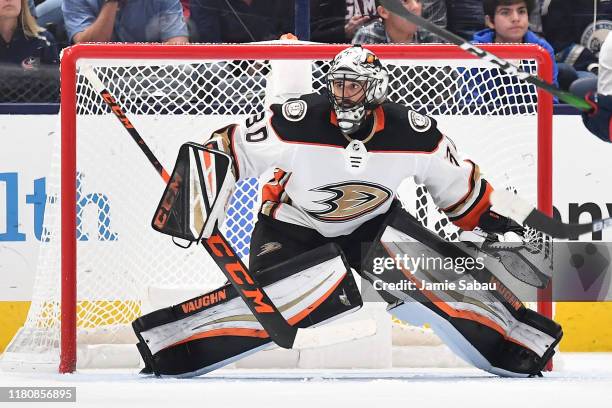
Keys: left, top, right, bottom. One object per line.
{"left": 282, "top": 100, "right": 307, "bottom": 122}
{"left": 305, "top": 181, "right": 392, "bottom": 222}
{"left": 408, "top": 111, "right": 432, "bottom": 133}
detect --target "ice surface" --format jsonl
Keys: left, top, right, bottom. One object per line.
{"left": 0, "top": 353, "right": 610, "bottom": 408}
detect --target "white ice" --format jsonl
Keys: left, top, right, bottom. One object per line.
{"left": 0, "top": 353, "right": 610, "bottom": 408}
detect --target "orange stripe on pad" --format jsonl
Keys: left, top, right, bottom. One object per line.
{"left": 201, "top": 150, "right": 214, "bottom": 192}
{"left": 169, "top": 328, "right": 270, "bottom": 348}
{"left": 381, "top": 243, "right": 529, "bottom": 350}
{"left": 288, "top": 272, "right": 347, "bottom": 326}
{"left": 164, "top": 272, "right": 348, "bottom": 350}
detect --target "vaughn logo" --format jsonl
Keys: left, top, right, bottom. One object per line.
{"left": 180, "top": 289, "right": 227, "bottom": 314}
{"left": 305, "top": 181, "right": 392, "bottom": 222}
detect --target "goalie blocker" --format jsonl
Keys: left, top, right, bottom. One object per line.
{"left": 133, "top": 243, "right": 362, "bottom": 377}
{"left": 151, "top": 141, "right": 235, "bottom": 244}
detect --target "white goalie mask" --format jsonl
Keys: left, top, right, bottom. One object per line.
{"left": 326, "top": 45, "right": 389, "bottom": 134}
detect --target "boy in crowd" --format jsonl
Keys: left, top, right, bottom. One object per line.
{"left": 472, "top": 0, "right": 559, "bottom": 88}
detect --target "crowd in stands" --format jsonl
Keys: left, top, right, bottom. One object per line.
{"left": 1, "top": 0, "right": 611, "bottom": 103}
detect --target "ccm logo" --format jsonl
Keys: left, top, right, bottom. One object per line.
{"left": 205, "top": 234, "right": 274, "bottom": 313}
{"left": 101, "top": 91, "right": 135, "bottom": 129}
{"left": 153, "top": 175, "right": 182, "bottom": 230}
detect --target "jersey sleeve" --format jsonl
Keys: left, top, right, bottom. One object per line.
{"left": 598, "top": 34, "right": 612, "bottom": 96}
{"left": 414, "top": 135, "right": 493, "bottom": 231}
{"left": 204, "top": 109, "right": 287, "bottom": 180}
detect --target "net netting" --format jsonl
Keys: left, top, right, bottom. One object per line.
{"left": 0, "top": 44, "right": 550, "bottom": 371}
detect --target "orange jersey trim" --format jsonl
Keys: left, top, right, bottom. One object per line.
{"left": 261, "top": 169, "right": 288, "bottom": 203}
{"left": 452, "top": 183, "right": 493, "bottom": 231}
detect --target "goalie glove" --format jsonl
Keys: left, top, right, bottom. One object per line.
{"left": 460, "top": 209, "right": 552, "bottom": 288}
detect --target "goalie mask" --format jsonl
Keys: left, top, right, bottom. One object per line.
{"left": 326, "top": 45, "right": 389, "bottom": 134}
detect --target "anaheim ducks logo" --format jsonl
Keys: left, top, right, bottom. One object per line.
{"left": 305, "top": 181, "right": 392, "bottom": 222}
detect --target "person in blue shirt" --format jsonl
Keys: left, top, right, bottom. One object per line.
{"left": 0, "top": 0, "right": 58, "bottom": 67}
{"left": 63, "top": 0, "right": 189, "bottom": 43}
{"left": 457, "top": 0, "right": 558, "bottom": 112}
{"left": 35, "top": 0, "right": 65, "bottom": 33}
{"left": 472, "top": 0, "right": 559, "bottom": 88}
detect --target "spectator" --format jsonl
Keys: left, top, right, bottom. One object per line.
{"left": 310, "top": 0, "right": 376, "bottom": 43}
{"left": 446, "top": 0, "right": 485, "bottom": 40}
{"left": 27, "top": 0, "right": 35, "bottom": 17}
{"left": 34, "top": 0, "right": 68, "bottom": 49}
{"left": 420, "top": 0, "right": 447, "bottom": 42}
{"left": 189, "top": 0, "right": 293, "bottom": 43}
{"left": 35, "top": 0, "right": 64, "bottom": 31}
{"left": 472, "top": 0, "right": 559, "bottom": 88}
{"left": 527, "top": 0, "right": 543, "bottom": 35}
{"left": 180, "top": 0, "right": 189, "bottom": 18}
{"left": 352, "top": 0, "right": 422, "bottom": 44}
{"left": 0, "top": 0, "right": 59, "bottom": 67}
{"left": 179, "top": 0, "right": 197, "bottom": 40}
{"left": 582, "top": 31, "right": 612, "bottom": 142}
{"left": 543, "top": 0, "right": 612, "bottom": 57}
{"left": 541, "top": 0, "right": 604, "bottom": 92}
{"left": 63, "top": 0, "right": 189, "bottom": 43}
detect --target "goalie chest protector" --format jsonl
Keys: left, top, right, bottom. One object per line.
{"left": 269, "top": 93, "right": 444, "bottom": 152}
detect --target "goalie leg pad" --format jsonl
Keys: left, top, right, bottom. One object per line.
{"left": 388, "top": 301, "right": 562, "bottom": 377}
{"left": 364, "top": 204, "right": 562, "bottom": 377}
{"left": 133, "top": 243, "right": 362, "bottom": 377}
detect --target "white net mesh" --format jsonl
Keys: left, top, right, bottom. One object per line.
{"left": 1, "top": 44, "right": 549, "bottom": 371}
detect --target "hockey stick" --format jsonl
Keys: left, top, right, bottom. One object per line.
{"left": 80, "top": 66, "right": 363, "bottom": 349}
{"left": 380, "top": 0, "right": 592, "bottom": 112}
{"left": 492, "top": 190, "right": 612, "bottom": 239}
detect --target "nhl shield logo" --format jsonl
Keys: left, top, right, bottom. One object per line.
{"left": 408, "top": 111, "right": 432, "bottom": 133}
{"left": 282, "top": 100, "right": 307, "bottom": 122}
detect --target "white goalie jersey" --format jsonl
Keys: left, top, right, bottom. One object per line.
{"left": 208, "top": 93, "right": 493, "bottom": 238}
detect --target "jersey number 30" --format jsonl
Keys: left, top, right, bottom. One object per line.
{"left": 245, "top": 112, "right": 268, "bottom": 143}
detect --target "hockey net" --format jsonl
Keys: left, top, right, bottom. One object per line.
{"left": 0, "top": 43, "right": 553, "bottom": 373}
